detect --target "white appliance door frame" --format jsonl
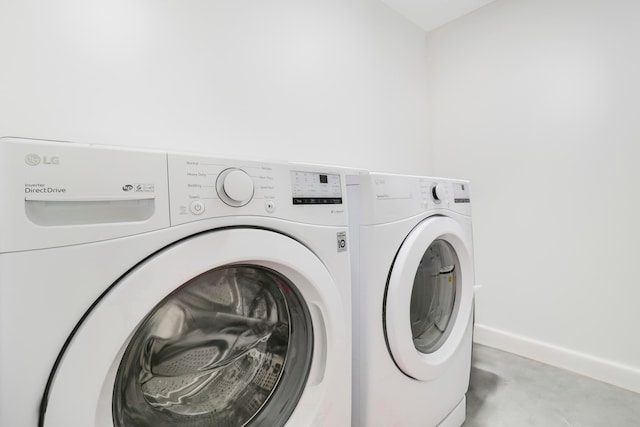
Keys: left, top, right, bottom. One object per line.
{"left": 385, "top": 216, "right": 474, "bottom": 381}
{"left": 42, "top": 228, "right": 343, "bottom": 426}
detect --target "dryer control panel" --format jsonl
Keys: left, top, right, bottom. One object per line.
{"left": 346, "top": 172, "right": 471, "bottom": 225}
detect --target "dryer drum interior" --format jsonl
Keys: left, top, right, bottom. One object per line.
{"left": 409, "top": 239, "right": 459, "bottom": 354}
{"left": 113, "top": 264, "right": 313, "bottom": 427}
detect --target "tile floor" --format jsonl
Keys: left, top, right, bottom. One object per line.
{"left": 464, "top": 344, "right": 640, "bottom": 427}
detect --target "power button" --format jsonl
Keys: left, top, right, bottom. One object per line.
{"left": 190, "top": 200, "right": 205, "bottom": 215}
{"left": 265, "top": 200, "right": 276, "bottom": 213}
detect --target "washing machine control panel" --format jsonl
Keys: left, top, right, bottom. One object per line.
{"left": 0, "top": 137, "right": 349, "bottom": 252}
{"left": 167, "top": 153, "right": 346, "bottom": 227}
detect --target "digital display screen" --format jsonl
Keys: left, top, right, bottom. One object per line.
{"left": 291, "top": 171, "right": 342, "bottom": 205}
{"left": 453, "top": 183, "right": 471, "bottom": 203}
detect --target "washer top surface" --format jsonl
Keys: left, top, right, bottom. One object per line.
{"left": 0, "top": 137, "right": 349, "bottom": 253}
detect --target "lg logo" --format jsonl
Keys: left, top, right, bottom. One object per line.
{"left": 24, "top": 154, "right": 41, "bottom": 166}
{"left": 24, "top": 153, "right": 60, "bottom": 166}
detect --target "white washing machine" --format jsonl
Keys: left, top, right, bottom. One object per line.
{"left": 0, "top": 137, "right": 351, "bottom": 427}
{"left": 347, "top": 172, "right": 474, "bottom": 427}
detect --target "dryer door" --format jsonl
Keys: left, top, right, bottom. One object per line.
{"left": 41, "top": 228, "right": 345, "bottom": 427}
{"left": 384, "top": 216, "right": 474, "bottom": 381}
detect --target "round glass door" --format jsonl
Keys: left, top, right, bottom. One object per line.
{"left": 410, "top": 240, "right": 458, "bottom": 354}
{"left": 41, "top": 228, "right": 342, "bottom": 427}
{"left": 384, "top": 216, "right": 474, "bottom": 381}
{"left": 113, "top": 265, "right": 312, "bottom": 426}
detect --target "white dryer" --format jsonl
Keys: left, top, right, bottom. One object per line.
{"left": 0, "top": 137, "right": 351, "bottom": 426}
{"left": 347, "top": 172, "right": 474, "bottom": 427}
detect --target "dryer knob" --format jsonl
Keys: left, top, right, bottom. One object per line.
{"left": 217, "top": 168, "right": 254, "bottom": 206}
{"left": 432, "top": 183, "right": 447, "bottom": 202}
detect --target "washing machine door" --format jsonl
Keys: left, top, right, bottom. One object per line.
{"left": 41, "top": 228, "right": 343, "bottom": 426}
{"left": 384, "top": 216, "right": 474, "bottom": 381}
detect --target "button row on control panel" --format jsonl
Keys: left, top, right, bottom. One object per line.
{"left": 189, "top": 199, "right": 276, "bottom": 215}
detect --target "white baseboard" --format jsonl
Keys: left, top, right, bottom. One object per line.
{"left": 473, "top": 324, "right": 640, "bottom": 394}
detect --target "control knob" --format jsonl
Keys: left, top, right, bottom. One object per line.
{"left": 432, "top": 183, "right": 447, "bottom": 203}
{"left": 216, "top": 168, "right": 254, "bottom": 206}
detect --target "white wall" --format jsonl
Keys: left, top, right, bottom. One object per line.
{"left": 0, "top": 0, "right": 431, "bottom": 174}
{"left": 426, "top": 0, "right": 640, "bottom": 392}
